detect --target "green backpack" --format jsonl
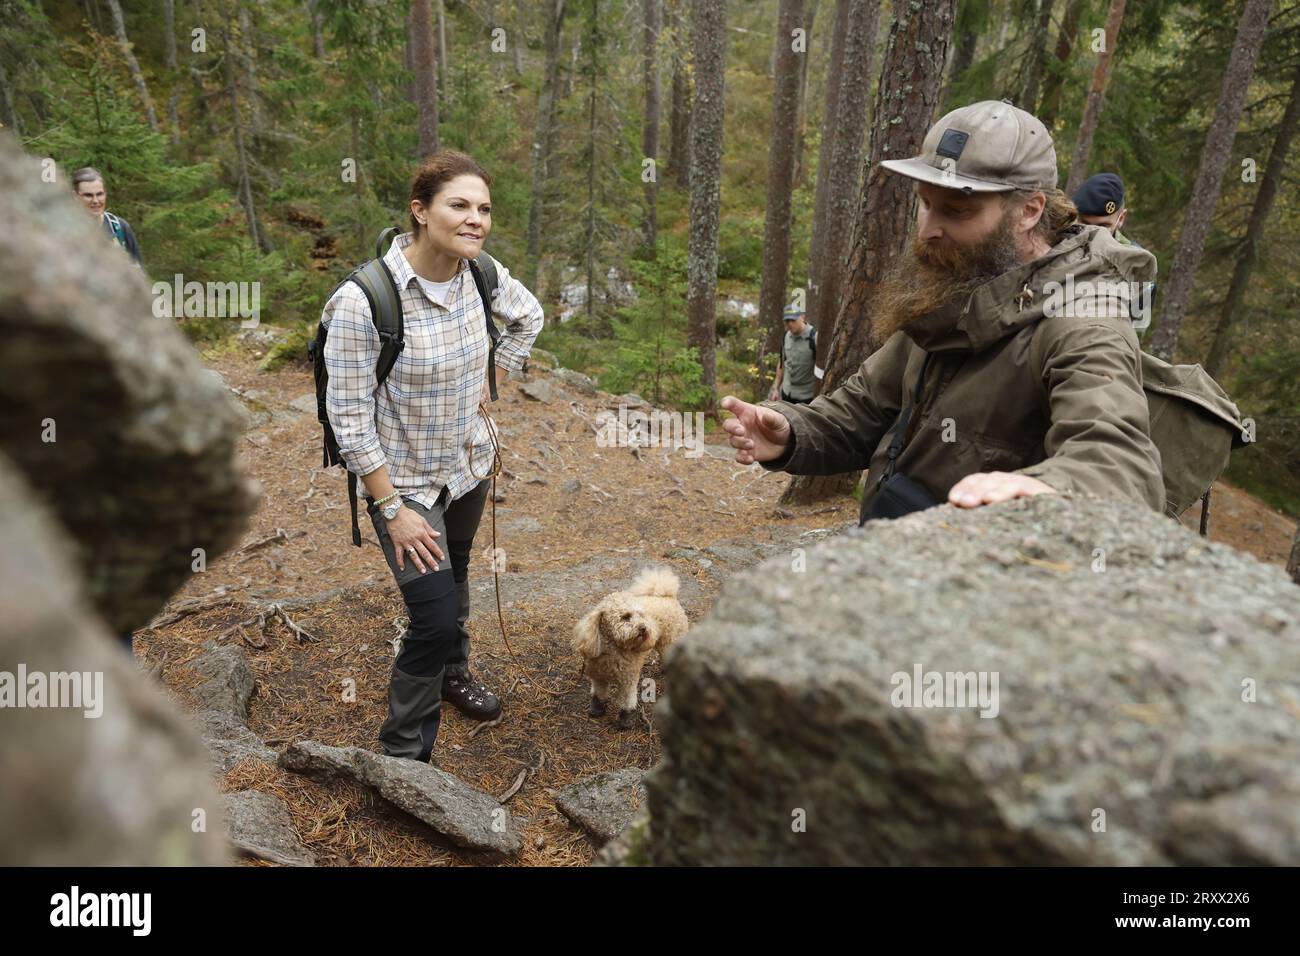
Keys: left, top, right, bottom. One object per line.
{"left": 1141, "top": 352, "right": 1247, "bottom": 535}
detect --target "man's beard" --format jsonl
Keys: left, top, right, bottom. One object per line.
{"left": 871, "top": 206, "right": 1024, "bottom": 346}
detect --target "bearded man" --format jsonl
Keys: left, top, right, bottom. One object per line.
{"left": 721, "top": 100, "right": 1163, "bottom": 523}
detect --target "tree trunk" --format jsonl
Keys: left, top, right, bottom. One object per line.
{"left": 756, "top": 0, "right": 808, "bottom": 390}
{"left": 942, "top": 1, "right": 978, "bottom": 111}
{"left": 584, "top": 0, "right": 601, "bottom": 320}
{"left": 222, "top": 28, "right": 270, "bottom": 253}
{"left": 799, "top": 0, "right": 851, "bottom": 393}
{"left": 1204, "top": 61, "right": 1300, "bottom": 380}
{"left": 238, "top": 2, "right": 263, "bottom": 134}
{"left": 527, "top": 0, "right": 567, "bottom": 290}
{"left": 107, "top": 0, "right": 160, "bottom": 133}
{"left": 164, "top": 0, "right": 180, "bottom": 144}
{"left": 791, "top": 0, "right": 819, "bottom": 187}
{"left": 410, "top": 0, "right": 440, "bottom": 159}
{"left": 782, "top": 0, "right": 956, "bottom": 506}
{"left": 668, "top": 0, "right": 691, "bottom": 185}
{"left": 308, "top": 0, "right": 327, "bottom": 58}
{"left": 805, "top": 0, "right": 880, "bottom": 392}
{"left": 437, "top": 0, "right": 448, "bottom": 92}
{"left": 1150, "top": 0, "right": 1273, "bottom": 362}
{"left": 1064, "top": 0, "right": 1125, "bottom": 197}
{"left": 642, "top": 0, "right": 663, "bottom": 252}
{"left": 1288, "top": 525, "right": 1300, "bottom": 586}
{"left": 686, "top": 0, "right": 727, "bottom": 411}
{"left": 0, "top": 58, "right": 20, "bottom": 137}
{"left": 1018, "top": 0, "right": 1053, "bottom": 112}
{"left": 1038, "top": 0, "right": 1082, "bottom": 128}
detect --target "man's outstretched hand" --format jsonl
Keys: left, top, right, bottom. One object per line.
{"left": 720, "top": 395, "right": 792, "bottom": 465}
{"left": 948, "top": 471, "right": 1056, "bottom": 508}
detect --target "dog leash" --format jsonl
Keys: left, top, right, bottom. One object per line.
{"left": 469, "top": 398, "right": 568, "bottom": 698}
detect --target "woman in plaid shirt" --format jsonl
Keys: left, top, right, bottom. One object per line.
{"left": 322, "top": 151, "right": 543, "bottom": 762}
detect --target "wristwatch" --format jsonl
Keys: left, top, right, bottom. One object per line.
{"left": 382, "top": 497, "right": 404, "bottom": 521}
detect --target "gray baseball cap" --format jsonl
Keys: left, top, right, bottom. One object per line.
{"left": 880, "top": 100, "right": 1058, "bottom": 193}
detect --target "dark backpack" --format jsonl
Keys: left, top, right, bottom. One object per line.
{"left": 307, "top": 227, "right": 502, "bottom": 546}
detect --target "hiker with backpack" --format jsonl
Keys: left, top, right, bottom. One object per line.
{"left": 72, "top": 167, "right": 143, "bottom": 267}
{"left": 315, "top": 149, "right": 543, "bottom": 763}
{"left": 721, "top": 101, "right": 1241, "bottom": 527}
{"left": 767, "top": 303, "right": 818, "bottom": 404}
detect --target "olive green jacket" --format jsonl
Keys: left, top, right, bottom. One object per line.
{"left": 761, "top": 224, "right": 1165, "bottom": 513}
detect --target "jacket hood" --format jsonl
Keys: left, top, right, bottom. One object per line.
{"left": 905, "top": 223, "right": 1158, "bottom": 353}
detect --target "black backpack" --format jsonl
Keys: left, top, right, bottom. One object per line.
{"left": 307, "top": 227, "right": 502, "bottom": 546}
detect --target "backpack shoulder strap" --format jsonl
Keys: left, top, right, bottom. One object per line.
{"left": 808, "top": 325, "right": 817, "bottom": 352}
{"left": 467, "top": 256, "right": 502, "bottom": 401}
{"left": 348, "top": 257, "right": 405, "bottom": 384}
{"left": 104, "top": 212, "right": 126, "bottom": 245}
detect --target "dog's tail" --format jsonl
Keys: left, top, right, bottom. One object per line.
{"left": 628, "top": 565, "right": 680, "bottom": 599}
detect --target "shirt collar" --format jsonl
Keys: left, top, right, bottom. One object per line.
{"left": 387, "top": 232, "right": 469, "bottom": 290}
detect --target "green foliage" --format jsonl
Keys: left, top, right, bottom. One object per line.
{"left": 598, "top": 239, "right": 712, "bottom": 410}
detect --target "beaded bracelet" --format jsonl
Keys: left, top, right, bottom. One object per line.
{"left": 373, "top": 491, "right": 400, "bottom": 508}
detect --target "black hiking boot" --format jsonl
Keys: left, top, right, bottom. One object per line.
{"left": 442, "top": 672, "right": 503, "bottom": 721}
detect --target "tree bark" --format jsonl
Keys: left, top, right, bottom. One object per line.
{"left": 1150, "top": 0, "right": 1273, "bottom": 362}
{"left": 437, "top": 0, "right": 448, "bottom": 91}
{"left": 410, "top": 0, "right": 440, "bottom": 159}
{"left": 237, "top": 2, "right": 264, "bottom": 134}
{"left": 668, "top": 0, "right": 692, "bottom": 185}
{"left": 756, "top": 0, "right": 808, "bottom": 389}
{"left": 1038, "top": 0, "right": 1083, "bottom": 128}
{"left": 107, "top": 0, "right": 161, "bottom": 133}
{"left": 686, "top": 0, "right": 727, "bottom": 411}
{"left": 1289, "top": 525, "right": 1300, "bottom": 586}
{"left": 222, "top": 28, "right": 270, "bottom": 253}
{"left": 164, "top": 0, "right": 180, "bottom": 144}
{"left": 791, "top": 0, "right": 819, "bottom": 187}
{"left": 308, "top": 0, "right": 327, "bottom": 58}
{"left": 782, "top": 0, "right": 956, "bottom": 505}
{"left": 1018, "top": 0, "right": 1053, "bottom": 112}
{"left": 527, "top": 0, "right": 567, "bottom": 289}
{"left": 797, "top": 0, "right": 880, "bottom": 396}
{"left": 0, "top": 57, "right": 20, "bottom": 137}
{"left": 584, "top": 0, "right": 601, "bottom": 320}
{"left": 942, "top": 0, "right": 978, "bottom": 111}
{"left": 1064, "top": 0, "right": 1125, "bottom": 197}
{"left": 642, "top": 0, "right": 663, "bottom": 252}
{"left": 1204, "top": 61, "right": 1300, "bottom": 380}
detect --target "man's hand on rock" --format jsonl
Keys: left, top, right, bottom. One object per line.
{"left": 948, "top": 471, "right": 1056, "bottom": 509}
{"left": 720, "top": 395, "right": 791, "bottom": 465}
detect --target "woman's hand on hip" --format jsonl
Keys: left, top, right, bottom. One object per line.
{"left": 387, "top": 506, "right": 445, "bottom": 573}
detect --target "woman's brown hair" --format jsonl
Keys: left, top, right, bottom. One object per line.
{"left": 409, "top": 150, "right": 492, "bottom": 234}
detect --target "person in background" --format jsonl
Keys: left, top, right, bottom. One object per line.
{"left": 1073, "top": 172, "right": 1154, "bottom": 323}
{"left": 72, "top": 166, "right": 143, "bottom": 267}
{"left": 768, "top": 303, "right": 818, "bottom": 404}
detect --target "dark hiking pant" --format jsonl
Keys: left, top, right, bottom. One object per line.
{"left": 368, "top": 479, "right": 490, "bottom": 760}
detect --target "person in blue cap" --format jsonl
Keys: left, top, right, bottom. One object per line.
{"left": 767, "top": 303, "right": 818, "bottom": 404}
{"left": 1073, "top": 172, "right": 1154, "bottom": 323}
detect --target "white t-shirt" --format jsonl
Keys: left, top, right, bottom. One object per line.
{"left": 414, "top": 274, "right": 456, "bottom": 308}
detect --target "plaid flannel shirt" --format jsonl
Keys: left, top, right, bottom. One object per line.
{"left": 322, "top": 231, "right": 543, "bottom": 509}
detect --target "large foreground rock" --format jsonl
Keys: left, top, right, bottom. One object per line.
{"left": 0, "top": 132, "right": 259, "bottom": 633}
{"left": 0, "top": 456, "right": 226, "bottom": 865}
{"left": 279, "top": 740, "right": 522, "bottom": 856}
{"left": 224, "top": 790, "right": 315, "bottom": 867}
{"left": 646, "top": 494, "right": 1300, "bottom": 865}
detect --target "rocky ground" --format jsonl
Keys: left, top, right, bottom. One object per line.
{"left": 136, "top": 331, "right": 1298, "bottom": 866}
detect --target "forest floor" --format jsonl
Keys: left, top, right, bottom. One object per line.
{"left": 136, "top": 331, "right": 1298, "bottom": 867}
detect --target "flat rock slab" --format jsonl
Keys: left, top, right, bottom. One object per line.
{"left": 518, "top": 380, "right": 555, "bottom": 403}
{"left": 224, "top": 790, "right": 315, "bottom": 867}
{"left": 556, "top": 769, "right": 646, "bottom": 845}
{"left": 279, "top": 740, "right": 522, "bottom": 857}
{"left": 192, "top": 642, "right": 257, "bottom": 720}
{"left": 646, "top": 494, "right": 1300, "bottom": 866}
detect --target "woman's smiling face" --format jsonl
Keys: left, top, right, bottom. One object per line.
{"left": 413, "top": 174, "right": 492, "bottom": 259}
